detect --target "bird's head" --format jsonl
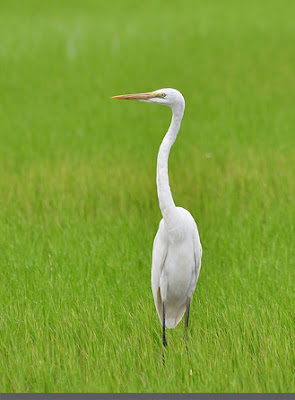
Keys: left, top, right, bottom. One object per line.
{"left": 112, "top": 88, "right": 185, "bottom": 116}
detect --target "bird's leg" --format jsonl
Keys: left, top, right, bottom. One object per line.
{"left": 162, "top": 301, "right": 167, "bottom": 365}
{"left": 184, "top": 297, "right": 191, "bottom": 354}
{"left": 162, "top": 301, "right": 167, "bottom": 347}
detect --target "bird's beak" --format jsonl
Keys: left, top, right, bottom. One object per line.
{"left": 112, "top": 92, "right": 158, "bottom": 100}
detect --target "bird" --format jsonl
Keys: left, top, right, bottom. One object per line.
{"left": 112, "top": 88, "right": 202, "bottom": 350}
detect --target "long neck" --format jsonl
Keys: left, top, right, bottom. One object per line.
{"left": 156, "top": 111, "right": 182, "bottom": 228}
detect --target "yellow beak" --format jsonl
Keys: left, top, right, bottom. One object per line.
{"left": 112, "top": 92, "right": 157, "bottom": 100}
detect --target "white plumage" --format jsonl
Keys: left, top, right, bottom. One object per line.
{"left": 152, "top": 207, "right": 202, "bottom": 329}
{"left": 112, "top": 88, "right": 202, "bottom": 347}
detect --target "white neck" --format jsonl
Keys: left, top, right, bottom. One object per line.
{"left": 156, "top": 110, "right": 183, "bottom": 231}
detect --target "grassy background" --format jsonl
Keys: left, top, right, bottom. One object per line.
{"left": 0, "top": 0, "right": 295, "bottom": 393}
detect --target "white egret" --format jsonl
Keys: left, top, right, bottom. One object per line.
{"left": 112, "top": 89, "right": 202, "bottom": 349}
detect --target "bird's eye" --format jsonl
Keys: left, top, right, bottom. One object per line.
{"left": 158, "top": 93, "right": 166, "bottom": 98}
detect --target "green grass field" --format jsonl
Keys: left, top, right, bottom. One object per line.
{"left": 1, "top": 0, "right": 295, "bottom": 393}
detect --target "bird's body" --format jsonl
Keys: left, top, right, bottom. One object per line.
{"left": 152, "top": 207, "right": 201, "bottom": 329}
{"left": 112, "top": 88, "right": 202, "bottom": 347}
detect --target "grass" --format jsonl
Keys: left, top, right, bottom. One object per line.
{"left": 0, "top": 0, "right": 295, "bottom": 393}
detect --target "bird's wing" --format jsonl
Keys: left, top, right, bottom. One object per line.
{"left": 194, "top": 232, "right": 202, "bottom": 279}
{"left": 188, "top": 232, "right": 202, "bottom": 298}
{"left": 151, "top": 220, "right": 168, "bottom": 322}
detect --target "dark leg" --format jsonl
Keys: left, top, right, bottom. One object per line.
{"left": 162, "top": 301, "right": 167, "bottom": 347}
{"left": 184, "top": 297, "right": 191, "bottom": 354}
{"left": 162, "top": 301, "right": 167, "bottom": 365}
